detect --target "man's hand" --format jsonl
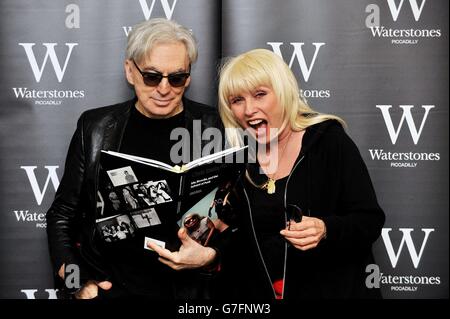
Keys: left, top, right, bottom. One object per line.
{"left": 280, "top": 216, "right": 327, "bottom": 251}
{"left": 58, "top": 264, "right": 65, "bottom": 280}
{"left": 147, "top": 228, "right": 217, "bottom": 270}
{"left": 74, "top": 280, "right": 112, "bottom": 299}
{"left": 58, "top": 263, "right": 112, "bottom": 299}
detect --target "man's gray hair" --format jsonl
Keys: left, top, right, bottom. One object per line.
{"left": 126, "top": 18, "right": 198, "bottom": 65}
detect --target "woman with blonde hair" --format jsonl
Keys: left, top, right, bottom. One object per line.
{"left": 217, "top": 49, "right": 385, "bottom": 299}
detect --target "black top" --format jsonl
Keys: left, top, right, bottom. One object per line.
{"left": 120, "top": 106, "right": 185, "bottom": 164}
{"left": 100, "top": 106, "right": 186, "bottom": 297}
{"left": 218, "top": 120, "right": 385, "bottom": 299}
{"left": 246, "top": 164, "right": 288, "bottom": 283}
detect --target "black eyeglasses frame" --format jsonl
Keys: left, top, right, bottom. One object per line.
{"left": 132, "top": 59, "right": 190, "bottom": 87}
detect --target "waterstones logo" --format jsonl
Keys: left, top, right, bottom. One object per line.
{"left": 382, "top": 228, "right": 434, "bottom": 269}
{"left": 365, "top": 264, "right": 441, "bottom": 293}
{"left": 15, "top": 43, "right": 85, "bottom": 105}
{"left": 267, "top": 42, "right": 331, "bottom": 100}
{"left": 21, "top": 289, "right": 58, "bottom": 299}
{"left": 13, "top": 210, "right": 47, "bottom": 228}
{"left": 122, "top": 0, "right": 179, "bottom": 36}
{"left": 365, "top": 0, "right": 441, "bottom": 45}
{"left": 369, "top": 105, "right": 440, "bottom": 168}
{"left": 365, "top": 228, "right": 441, "bottom": 293}
{"left": 13, "top": 166, "right": 61, "bottom": 228}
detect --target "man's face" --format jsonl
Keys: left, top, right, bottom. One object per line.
{"left": 125, "top": 42, "right": 191, "bottom": 118}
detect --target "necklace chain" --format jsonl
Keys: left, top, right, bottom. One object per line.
{"left": 261, "top": 131, "right": 292, "bottom": 195}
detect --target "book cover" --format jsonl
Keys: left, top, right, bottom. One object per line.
{"left": 95, "top": 147, "right": 246, "bottom": 251}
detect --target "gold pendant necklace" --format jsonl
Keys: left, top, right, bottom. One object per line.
{"left": 260, "top": 131, "right": 293, "bottom": 195}
{"left": 263, "top": 178, "right": 276, "bottom": 194}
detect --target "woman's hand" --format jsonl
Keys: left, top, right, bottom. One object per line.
{"left": 147, "top": 228, "right": 217, "bottom": 270}
{"left": 280, "top": 216, "right": 327, "bottom": 251}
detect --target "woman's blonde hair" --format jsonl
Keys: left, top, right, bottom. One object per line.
{"left": 218, "top": 49, "right": 345, "bottom": 147}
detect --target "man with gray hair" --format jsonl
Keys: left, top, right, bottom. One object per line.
{"left": 46, "top": 18, "right": 221, "bottom": 299}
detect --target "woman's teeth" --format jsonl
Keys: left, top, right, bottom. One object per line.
{"left": 248, "top": 119, "right": 266, "bottom": 129}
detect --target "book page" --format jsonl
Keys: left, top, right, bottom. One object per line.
{"left": 102, "top": 150, "right": 178, "bottom": 172}
{"left": 183, "top": 146, "right": 247, "bottom": 171}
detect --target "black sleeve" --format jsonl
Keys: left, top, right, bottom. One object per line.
{"left": 321, "top": 129, "right": 385, "bottom": 249}
{"left": 46, "top": 113, "right": 87, "bottom": 280}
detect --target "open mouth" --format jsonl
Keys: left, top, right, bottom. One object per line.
{"left": 248, "top": 119, "right": 267, "bottom": 131}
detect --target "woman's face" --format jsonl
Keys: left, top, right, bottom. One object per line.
{"left": 228, "top": 86, "right": 285, "bottom": 144}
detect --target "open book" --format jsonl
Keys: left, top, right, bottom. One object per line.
{"left": 95, "top": 146, "right": 246, "bottom": 251}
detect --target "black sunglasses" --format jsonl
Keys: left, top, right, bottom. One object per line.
{"left": 286, "top": 204, "right": 303, "bottom": 230}
{"left": 132, "top": 60, "right": 190, "bottom": 87}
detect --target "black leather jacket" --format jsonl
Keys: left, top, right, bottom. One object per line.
{"left": 46, "top": 97, "right": 222, "bottom": 290}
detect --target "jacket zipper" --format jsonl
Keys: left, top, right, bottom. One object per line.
{"left": 244, "top": 154, "right": 305, "bottom": 299}
{"left": 281, "top": 154, "right": 305, "bottom": 299}
{"left": 85, "top": 110, "right": 132, "bottom": 278}
{"left": 79, "top": 161, "right": 110, "bottom": 278}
